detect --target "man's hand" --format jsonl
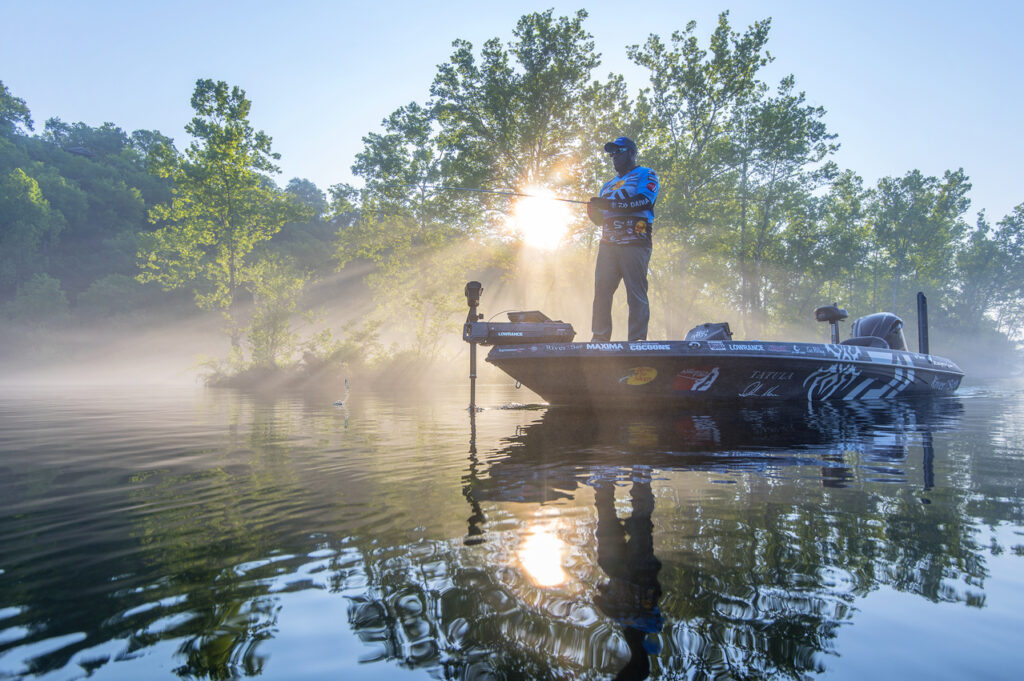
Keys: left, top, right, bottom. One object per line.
{"left": 589, "top": 196, "right": 612, "bottom": 212}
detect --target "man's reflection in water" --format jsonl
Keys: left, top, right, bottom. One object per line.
{"left": 593, "top": 467, "right": 664, "bottom": 680}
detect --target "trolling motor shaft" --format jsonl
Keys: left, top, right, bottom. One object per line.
{"left": 465, "top": 282, "right": 484, "bottom": 410}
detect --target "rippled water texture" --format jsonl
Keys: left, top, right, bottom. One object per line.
{"left": 1, "top": 380, "right": 1023, "bottom": 680}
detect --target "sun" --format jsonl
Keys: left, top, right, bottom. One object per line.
{"left": 507, "top": 186, "right": 573, "bottom": 251}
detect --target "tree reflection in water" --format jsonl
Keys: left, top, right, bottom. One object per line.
{"left": 2, "top": 390, "right": 1001, "bottom": 680}
{"left": 337, "top": 398, "right": 975, "bottom": 680}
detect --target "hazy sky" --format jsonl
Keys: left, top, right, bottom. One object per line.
{"left": 2, "top": 0, "right": 1021, "bottom": 221}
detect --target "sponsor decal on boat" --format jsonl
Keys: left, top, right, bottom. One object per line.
{"left": 728, "top": 343, "right": 766, "bottom": 352}
{"left": 749, "top": 370, "right": 795, "bottom": 381}
{"left": 586, "top": 342, "right": 625, "bottom": 351}
{"left": 930, "top": 356, "right": 958, "bottom": 369}
{"left": 673, "top": 367, "right": 719, "bottom": 392}
{"left": 530, "top": 346, "right": 538, "bottom": 352}
{"left": 804, "top": 345, "right": 827, "bottom": 355}
{"left": 496, "top": 331, "right": 524, "bottom": 337}
{"left": 688, "top": 341, "right": 702, "bottom": 349}
{"left": 739, "top": 382, "right": 783, "bottom": 397}
{"left": 544, "top": 344, "right": 570, "bottom": 351}
{"left": 620, "top": 366, "right": 658, "bottom": 385}
{"left": 494, "top": 347, "right": 525, "bottom": 354}
{"left": 629, "top": 342, "right": 672, "bottom": 351}
{"left": 825, "top": 345, "right": 862, "bottom": 361}
{"left": 767, "top": 344, "right": 789, "bottom": 352}
{"left": 708, "top": 341, "right": 727, "bottom": 351}
{"left": 931, "top": 376, "right": 959, "bottom": 391}
{"left": 791, "top": 344, "right": 807, "bottom": 354}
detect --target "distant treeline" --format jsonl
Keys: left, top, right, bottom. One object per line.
{"left": 1, "top": 9, "right": 1022, "bottom": 376}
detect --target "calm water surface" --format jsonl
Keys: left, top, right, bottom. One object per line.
{"left": 1, "top": 380, "right": 1023, "bottom": 680}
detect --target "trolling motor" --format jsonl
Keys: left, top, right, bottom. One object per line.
{"left": 462, "top": 281, "right": 576, "bottom": 409}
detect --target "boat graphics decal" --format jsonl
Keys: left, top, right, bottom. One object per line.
{"left": 929, "top": 356, "right": 959, "bottom": 369}
{"left": 803, "top": 363, "right": 862, "bottom": 400}
{"left": 586, "top": 342, "right": 625, "bottom": 351}
{"left": 931, "top": 376, "right": 960, "bottom": 391}
{"left": 629, "top": 342, "right": 672, "bottom": 351}
{"left": 824, "top": 345, "right": 862, "bottom": 362}
{"left": 739, "top": 382, "right": 784, "bottom": 397}
{"left": 674, "top": 367, "right": 720, "bottom": 392}
{"left": 728, "top": 343, "right": 766, "bottom": 352}
{"left": 749, "top": 370, "right": 795, "bottom": 382}
{"left": 866, "top": 349, "right": 895, "bottom": 364}
{"left": 768, "top": 344, "right": 789, "bottom": 352}
{"left": 620, "top": 367, "right": 658, "bottom": 385}
{"left": 849, "top": 353, "right": 915, "bottom": 399}
{"left": 708, "top": 341, "right": 727, "bottom": 351}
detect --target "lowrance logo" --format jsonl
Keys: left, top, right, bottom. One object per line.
{"left": 497, "top": 331, "right": 524, "bottom": 336}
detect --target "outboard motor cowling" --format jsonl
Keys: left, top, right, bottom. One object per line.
{"left": 850, "top": 312, "right": 906, "bottom": 351}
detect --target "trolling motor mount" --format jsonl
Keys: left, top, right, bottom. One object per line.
{"left": 462, "top": 282, "right": 575, "bottom": 346}
{"left": 814, "top": 303, "right": 849, "bottom": 344}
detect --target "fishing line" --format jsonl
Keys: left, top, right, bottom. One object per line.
{"left": 402, "top": 184, "right": 589, "bottom": 205}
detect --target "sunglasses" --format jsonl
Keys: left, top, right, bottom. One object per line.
{"left": 607, "top": 147, "right": 630, "bottom": 157}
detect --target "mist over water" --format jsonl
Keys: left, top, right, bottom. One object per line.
{"left": 1, "top": 378, "right": 1023, "bottom": 680}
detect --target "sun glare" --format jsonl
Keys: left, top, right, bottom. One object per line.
{"left": 517, "top": 523, "right": 568, "bottom": 587}
{"left": 508, "top": 186, "right": 573, "bottom": 251}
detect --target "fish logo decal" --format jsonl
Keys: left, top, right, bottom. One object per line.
{"left": 620, "top": 366, "right": 658, "bottom": 385}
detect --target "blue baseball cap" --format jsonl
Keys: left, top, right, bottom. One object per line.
{"left": 603, "top": 136, "right": 637, "bottom": 154}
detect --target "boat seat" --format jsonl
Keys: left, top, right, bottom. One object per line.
{"left": 840, "top": 336, "right": 889, "bottom": 348}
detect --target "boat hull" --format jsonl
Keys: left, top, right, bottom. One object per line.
{"left": 486, "top": 339, "right": 963, "bottom": 405}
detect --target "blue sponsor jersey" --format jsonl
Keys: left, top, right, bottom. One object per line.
{"left": 599, "top": 166, "right": 659, "bottom": 246}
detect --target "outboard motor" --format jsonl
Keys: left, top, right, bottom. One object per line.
{"left": 850, "top": 312, "right": 906, "bottom": 351}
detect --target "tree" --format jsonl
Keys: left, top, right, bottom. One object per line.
{"left": 0, "top": 168, "right": 65, "bottom": 293}
{"left": 869, "top": 169, "right": 971, "bottom": 314}
{"left": 0, "top": 80, "right": 33, "bottom": 136}
{"left": 284, "top": 178, "right": 327, "bottom": 220}
{"left": 244, "top": 256, "right": 307, "bottom": 368}
{"left": 726, "top": 75, "right": 838, "bottom": 332}
{"left": 343, "top": 9, "right": 614, "bottom": 356}
{"left": 627, "top": 12, "right": 772, "bottom": 335}
{"left": 138, "top": 79, "right": 300, "bottom": 349}
{"left": 431, "top": 9, "right": 601, "bottom": 199}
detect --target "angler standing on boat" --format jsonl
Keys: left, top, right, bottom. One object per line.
{"left": 588, "top": 136, "right": 660, "bottom": 342}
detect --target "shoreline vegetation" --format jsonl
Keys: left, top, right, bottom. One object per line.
{"left": 2, "top": 10, "right": 1023, "bottom": 388}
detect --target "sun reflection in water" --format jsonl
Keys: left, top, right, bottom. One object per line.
{"left": 517, "top": 522, "right": 568, "bottom": 587}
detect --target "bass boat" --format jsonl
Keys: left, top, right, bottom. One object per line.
{"left": 461, "top": 281, "right": 964, "bottom": 405}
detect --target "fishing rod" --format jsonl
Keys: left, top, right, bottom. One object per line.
{"left": 409, "top": 184, "right": 589, "bottom": 205}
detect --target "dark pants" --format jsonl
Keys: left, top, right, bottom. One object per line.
{"left": 591, "top": 242, "right": 652, "bottom": 341}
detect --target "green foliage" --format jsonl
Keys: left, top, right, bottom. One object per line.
{"left": 138, "top": 79, "right": 302, "bottom": 347}
{"left": 75, "top": 273, "right": 160, "bottom": 316}
{"left": 244, "top": 256, "right": 307, "bottom": 368}
{"left": 0, "top": 80, "right": 33, "bottom": 135}
{"left": 0, "top": 167, "right": 65, "bottom": 292}
{"left": 3, "top": 273, "right": 69, "bottom": 322}
{"left": 870, "top": 168, "right": 971, "bottom": 314}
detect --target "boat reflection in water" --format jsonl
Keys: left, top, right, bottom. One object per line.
{"left": 343, "top": 397, "right": 966, "bottom": 680}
